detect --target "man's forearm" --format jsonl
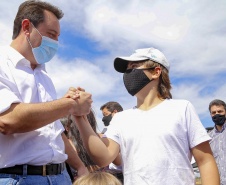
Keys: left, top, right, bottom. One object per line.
{"left": 0, "top": 88, "right": 92, "bottom": 135}
{"left": 0, "top": 98, "right": 74, "bottom": 134}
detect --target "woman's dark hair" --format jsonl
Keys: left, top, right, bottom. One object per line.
{"left": 66, "top": 109, "right": 99, "bottom": 172}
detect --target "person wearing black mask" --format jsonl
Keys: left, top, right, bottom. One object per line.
{"left": 101, "top": 101, "right": 123, "bottom": 128}
{"left": 72, "top": 47, "right": 220, "bottom": 185}
{"left": 208, "top": 99, "right": 226, "bottom": 184}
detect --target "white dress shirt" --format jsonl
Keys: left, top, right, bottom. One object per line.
{"left": 0, "top": 46, "right": 67, "bottom": 168}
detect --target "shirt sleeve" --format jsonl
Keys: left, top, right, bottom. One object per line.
{"left": 55, "top": 119, "right": 65, "bottom": 134}
{"left": 103, "top": 114, "right": 121, "bottom": 146}
{"left": 186, "top": 101, "right": 211, "bottom": 149}
{"left": 0, "top": 70, "right": 21, "bottom": 114}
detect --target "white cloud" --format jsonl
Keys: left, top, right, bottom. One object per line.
{"left": 172, "top": 81, "right": 226, "bottom": 122}
{"left": 172, "top": 83, "right": 210, "bottom": 115}
{"left": 60, "top": 0, "right": 226, "bottom": 77}
{"left": 46, "top": 56, "right": 116, "bottom": 98}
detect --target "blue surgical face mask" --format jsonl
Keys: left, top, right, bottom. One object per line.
{"left": 26, "top": 23, "right": 58, "bottom": 64}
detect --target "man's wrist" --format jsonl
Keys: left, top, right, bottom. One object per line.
{"left": 62, "top": 97, "right": 79, "bottom": 115}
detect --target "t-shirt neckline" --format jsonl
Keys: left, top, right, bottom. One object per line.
{"left": 133, "top": 98, "right": 169, "bottom": 112}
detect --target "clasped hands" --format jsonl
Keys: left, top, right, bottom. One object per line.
{"left": 63, "top": 87, "right": 93, "bottom": 116}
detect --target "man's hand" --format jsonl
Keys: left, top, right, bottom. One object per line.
{"left": 64, "top": 87, "right": 93, "bottom": 116}
{"left": 74, "top": 91, "right": 93, "bottom": 116}
{"left": 63, "top": 87, "right": 80, "bottom": 100}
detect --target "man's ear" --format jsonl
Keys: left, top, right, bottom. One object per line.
{"left": 21, "top": 19, "right": 31, "bottom": 36}
{"left": 151, "top": 67, "right": 161, "bottom": 79}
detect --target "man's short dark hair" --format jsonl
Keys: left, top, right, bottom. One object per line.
{"left": 100, "top": 101, "right": 123, "bottom": 113}
{"left": 209, "top": 99, "right": 226, "bottom": 112}
{"left": 12, "top": 0, "right": 64, "bottom": 39}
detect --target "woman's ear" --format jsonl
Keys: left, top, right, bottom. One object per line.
{"left": 21, "top": 19, "right": 31, "bottom": 36}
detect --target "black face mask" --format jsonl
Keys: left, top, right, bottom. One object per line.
{"left": 212, "top": 114, "right": 226, "bottom": 126}
{"left": 123, "top": 67, "right": 154, "bottom": 96}
{"left": 102, "top": 114, "right": 112, "bottom": 126}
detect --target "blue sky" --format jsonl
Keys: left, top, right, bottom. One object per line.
{"left": 1, "top": 0, "right": 226, "bottom": 132}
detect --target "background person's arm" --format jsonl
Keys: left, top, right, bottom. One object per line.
{"left": 191, "top": 141, "right": 220, "bottom": 185}
{"left": 62, "top": 133, "right": 89, "bottom": 177}
{"left": 73, "top": 115, "right": 120, "bottom": 167}
{"left": 0, "top": 88, "right": 92, "bottom": 135}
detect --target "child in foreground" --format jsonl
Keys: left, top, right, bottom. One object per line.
{"left": 73, "top": 171, "right": 122, "bottom": 185}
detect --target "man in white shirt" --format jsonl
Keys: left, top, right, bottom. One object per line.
{"left": 72, "top": 47, "right": 220, "bottom": 185}
{"left": 0, "top": 1, "right": 92, "bottom": 184}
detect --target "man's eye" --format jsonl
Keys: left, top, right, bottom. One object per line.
{"left": 48, "top": 33, "right": 55, "bottom": 37}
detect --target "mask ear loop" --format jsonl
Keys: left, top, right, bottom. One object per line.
{"left": 26, "top": 22, "right": 43, "bottom": 48}
{"left": 21, "top": 20, "right": 34, "bottom": 49}
{"left": 26, "top": 36, "right": 33, "bottom": 49}
{"left": 22, "top": 20, "right": 39, "bottom": 64}
{"left": 26, "top": 22, "right": 43, "bottom": 49}
{"left": 30, "top": 22, "right": 43, "bottom": 37}
{"left": 26, "top": 23, "right": 40, "bottom": 63}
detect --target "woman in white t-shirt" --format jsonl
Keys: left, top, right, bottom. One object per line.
{"left": 73, "top": 47, "right": 220, "bottom": 185}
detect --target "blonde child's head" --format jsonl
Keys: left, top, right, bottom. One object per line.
{"left": 73, "top": 171, "right": 122, "bottom": 185}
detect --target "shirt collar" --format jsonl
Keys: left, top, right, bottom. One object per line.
{"left": 214, "top": 123, "right": 226, "bottom": 133}
{"left": 7, "top": 46, "right": 46, "bottom": 70}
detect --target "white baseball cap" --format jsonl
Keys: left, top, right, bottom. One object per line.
{"left": 114, "top": 47, "right": 170, "bottom": 73}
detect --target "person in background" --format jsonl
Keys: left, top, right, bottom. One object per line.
{"left": 100, "top": 101, "right": 124, "bottom": 184}
{"left": 62, "top": 107, "right": 124, "bottom": 183}
{"left": 61, "top": 109, "right": 100, "bottom": 174}
{"left": 0, "top": 1, "right": 92, "bottom": 184}
{"left": 72, "top": 47, "right": 220, "bottom": 185}
{"left": 73, "top": 171, "right": 122, "bottom": 185}
{"left": 100, "top": 101, "right": 123, "bottom": 131}
{"left": 208, "top": 99, "right": 226, "bottom": 184}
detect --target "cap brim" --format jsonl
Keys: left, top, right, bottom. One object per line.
{"left": 114, "top": 56, "right": 148, "bottom": 73}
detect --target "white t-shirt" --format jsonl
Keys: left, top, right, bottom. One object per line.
{"left": 0, "top": 46, "right": 67, "bottom": 168}
{"left": 104, "top": 99, "right": 210, "bottom": 185}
